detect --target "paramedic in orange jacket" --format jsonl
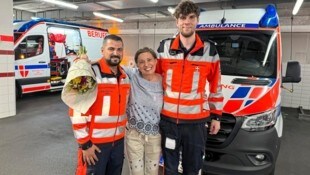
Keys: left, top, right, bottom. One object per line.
{"left": 69, "top": 35, "right": 130, "bottom": 175}
{"left": 156, "top": 1, "right": 223, "bottom": 174}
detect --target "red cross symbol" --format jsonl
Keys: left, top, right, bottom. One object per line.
{"left": 19, "top": 65, "right": 29, "bottom": 77}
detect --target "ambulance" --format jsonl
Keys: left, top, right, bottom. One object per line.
{"left": 13, "top": 18, "right": 108, "bottom": 97}
{"left": 196, "top": 4, "right": 301, "bottom": 175}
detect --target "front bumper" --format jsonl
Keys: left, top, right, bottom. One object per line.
{"left": 203, "top": 122, "right": 281, "bottom": 175}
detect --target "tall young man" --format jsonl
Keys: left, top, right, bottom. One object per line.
{"left": 69, "top": 34, "right": 130, "bottom": 175}
{"left": 156, "top": 1, "right": 223, "bottom": 174}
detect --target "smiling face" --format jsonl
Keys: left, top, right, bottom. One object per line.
{"left": 176, "top": 12, "right": 198, "bottom": 38}
{"left": 101, "top": 39, "right": 123, "bottom": 67}
{"left": 136, "top": 52, "right": 157, "bottom": 77}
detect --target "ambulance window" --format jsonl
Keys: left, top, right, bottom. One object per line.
{"left": 15, "top": 35, "right": 44, "bottom": 60}
{"left": 63, "top": 29, "right": 81, "bottom": 55}
{"left": 47, "top": 27, "right": 81, "bottom": 55}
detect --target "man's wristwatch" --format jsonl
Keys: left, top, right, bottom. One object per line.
{"left": 212, "top": 115, "right": 221, "bottom": 121}
{"left": 80, "top": 140, "right": 93, "bottom": 150}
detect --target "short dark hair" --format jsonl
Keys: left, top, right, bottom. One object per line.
{"left": 173, "top": 0, "right": 200, "bottom": 19}
{"left": 102, "top": 34, "right": 123, "bottom": 47}
{"left": 134, "top": 47, "right": 157, "bottom": 63}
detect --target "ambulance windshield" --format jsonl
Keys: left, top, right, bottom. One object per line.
{"left": 197, "top": 30, "right": 277, "bottom": 78}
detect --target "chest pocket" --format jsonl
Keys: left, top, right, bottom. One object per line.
{"left": 182, "top": 62, "right": 210, "bottom": 92}
{"left": 161, "top": 60, "right": 183, "bottom": 91}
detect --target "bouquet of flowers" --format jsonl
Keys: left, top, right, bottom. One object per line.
{"left": 68, "top": 76, "right": 96, "bottom": 94}
{"left": 61, "top": 46, "right": 98, "bottom": 113}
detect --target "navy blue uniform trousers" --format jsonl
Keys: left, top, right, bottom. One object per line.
{"left": 85, "top": 139, "right": 124, "bottom": 175}
{"left": 159, "top": 119, "right": 207, "bottom": 175}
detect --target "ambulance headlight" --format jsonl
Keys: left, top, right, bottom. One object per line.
{"left": 241, "top": 109, "right": 277, "bottom": 131}
{"left": 20, "top": 54, "right": 25, "bottom": 59}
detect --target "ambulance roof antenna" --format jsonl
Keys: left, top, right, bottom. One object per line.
{"left": 221, "top": 10, "right": 226, "bottom": 24}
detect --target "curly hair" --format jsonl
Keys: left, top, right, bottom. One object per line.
{"left": 173, "top": 0, "right": 200, "bottom": 19}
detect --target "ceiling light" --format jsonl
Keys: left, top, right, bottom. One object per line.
{"left": 93, "top": 12, "right": 124, "bottom": 23}
{"left": 292, "top": 0, "right": 304, "bottom": 15}
{"left": 149, "top": 0, "right": 159, "bottom": 3}
{"left": 42, "top": 0, "right": 78, "bottom": 10}
{"left": 168, "top": 7, "right": 175, "bottom": 14}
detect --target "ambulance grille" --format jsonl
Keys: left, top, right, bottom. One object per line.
{"left": 206, "top": 114, "right": 239, "bottom": 148}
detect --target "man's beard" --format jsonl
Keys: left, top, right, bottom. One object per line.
{"left": 106, "top": 55, "right": 121, "bottom": 66}
{"left": 181, "top": 30, "right": 195, "bottom": 38}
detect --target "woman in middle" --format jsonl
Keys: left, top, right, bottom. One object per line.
{"left": 122, "top": 47, "right": 163, "bottom": 175}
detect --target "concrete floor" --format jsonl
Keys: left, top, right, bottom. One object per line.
{"left": 0, "top": 92, "right": 309, "bottom": 175}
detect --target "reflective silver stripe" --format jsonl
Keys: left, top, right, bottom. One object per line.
{"left": 163, "top": 102, "right": 178, "bottom": 113}
{"left": 92, "top": 125, "right": 125, "bottom": 138}
{"left": 92, "top": 128, "right": 115, "bottom": 138}
{"left": 165, "top": 90, "right": 179, "bottom": 99}
{"left": 187, "top": 54, "right": 215, "bottom": 62}
{"left": 92, "top": 65, "right": 102, "bottom": 83}
{"left": 209, "top": 92, "right": 223, "bottom": 99}
{"left": 116, "top": 125, "right": 125, "bottom": 135}
{"left": 179, "top": 104, "right": 201, "bottom": 114}
{"left": 73, "top": 128, "right": 89, "bottom": 139}
{"left": 203, "top": 102, "right": 210, "bottom": 110}
{"left": 208, "top": 101, "right": 223, "bottom": 110}
{"left": 192, "top": 70, "right": 199, "bottom": 92}
{"left": 120, "top": 77, "right": 130, "bottom": 84}
{"left": 70, "top": 116, "right": 88, "bottom": 125}
{"left": 159, "top": 54, "right": 183, "bottom": 60}
{"left": 94, "top": 114, "right": 127, "bottom": 123}
{"left": 166, "top": 69, "right": 173, "bottom": 92}
{"left": 165, "top": 90, "right": 201, "bottom": 100}
{"left": 73, "top": 110, "right": 81, "bottom": 117}
{"left": 102, "top": 96, "right": 111, "bottom": 115}
{"left": 101, "top": 77, "right": 117, "bottom": 84}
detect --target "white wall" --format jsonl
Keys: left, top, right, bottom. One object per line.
{"left": 120, "top": 34, "right": 171, "bottom": 66}
{"left": 282, "top": 32, "right": 310, "bottom": 109}
{"left": 0, "top": 1, "right": 15, "bottom": 118}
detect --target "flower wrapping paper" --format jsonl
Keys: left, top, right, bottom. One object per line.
{"left": 61, "top": 59, "right": 98, "bottom": 114}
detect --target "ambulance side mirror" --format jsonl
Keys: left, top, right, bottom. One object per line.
{"left": 282, "top": 61, "right": 301, "bottom": 83}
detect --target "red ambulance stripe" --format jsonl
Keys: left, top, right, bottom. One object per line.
{"left": 0, "top": 72, "right": 15, "bottom": 77}
{"left": 0, "top": 35, "right": 14, "bottom": 42}
{"left": 0, "top": 50, "right": 14, "bottom": 55}
{"left": 22, "top": 85, "right": 51, "bottom": 93}
{"left": 223, "top": 100, "right": 243, "bottom": 113}
{"left": 249, "top": 87, "right": 264, "bottom": 99}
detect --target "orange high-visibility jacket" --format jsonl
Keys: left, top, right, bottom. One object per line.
{"left": 157, "top": 34, "right": 223, "bottom": 123}
{"left": 69, "top": 59, "right": 130, "bottom": 145}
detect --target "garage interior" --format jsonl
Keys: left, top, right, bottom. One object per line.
{"left": 1, "top": 0, "right": 310, "bottom": 175}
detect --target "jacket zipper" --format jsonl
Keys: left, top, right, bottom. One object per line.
{"left": 176, "top": 54, "right": 186, "bottom": 124}
{"left": 112, "top": 76, "right": 121, "bottom": 146}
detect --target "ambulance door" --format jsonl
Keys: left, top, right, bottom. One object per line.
{"left": 14, "top": 35, "right": 50, "bottom": 93}
{"left": 47, "top": 26, "right": 82, "bottom": 63}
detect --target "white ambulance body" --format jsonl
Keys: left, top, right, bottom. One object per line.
{"left": 13, "top": 19, "right": 108, "bottom": 97}
{"left": 196, "top": 5, "right": 300, "bottom": 175}
{"left": 158, "top": 5, "right": 301, "bottom": 175}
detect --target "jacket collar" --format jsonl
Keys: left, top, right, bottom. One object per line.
{"left": 98, "top": 58, "right": 127, "bottom": 79}
{"left": 170, "top": 33, "right": 204, "bottom": 55}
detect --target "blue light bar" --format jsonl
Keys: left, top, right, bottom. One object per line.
{"left": 259, "top": 4, "right": 279, "bottom": 28}
{"left": 15, "top": 18, "right": 108, "bottom": 33}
